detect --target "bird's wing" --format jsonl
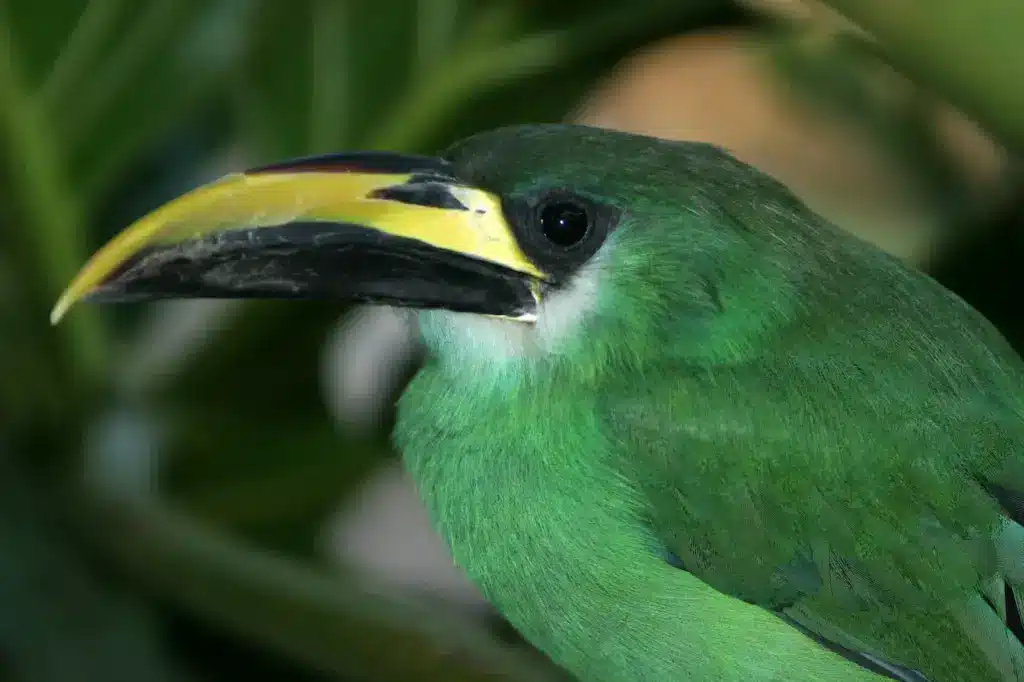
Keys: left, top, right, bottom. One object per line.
{"left": 599, "top": 357, "right": 1024, "bottom": 682}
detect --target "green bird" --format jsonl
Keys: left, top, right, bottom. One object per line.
{"left": 53, "top": 124, "right": 1024, "bottom": 682}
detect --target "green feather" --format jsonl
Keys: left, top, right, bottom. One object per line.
{"left": 395, "top": 124, "right": 1024, "bottom": 682}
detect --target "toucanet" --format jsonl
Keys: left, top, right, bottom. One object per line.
{"left": 53, "top": 124, "right": 1024, "bottom": 682}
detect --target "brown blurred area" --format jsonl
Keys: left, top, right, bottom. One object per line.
{"left": 576, "top": 26, "right": 1009, "bottom": 265}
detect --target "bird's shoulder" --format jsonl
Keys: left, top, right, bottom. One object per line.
{"left": 595, "top": 282, "right": 1024, "bottom": 595}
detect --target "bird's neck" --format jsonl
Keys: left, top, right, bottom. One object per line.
{"left": 397, "top": 362, "right": 654, "bottom": 676}
{"left": 395, "top": 361, "right": 862, "bottom": 682}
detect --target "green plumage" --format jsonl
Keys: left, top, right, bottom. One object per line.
{"left": 395, "top": 125, "right": 1024, "bottom": 681}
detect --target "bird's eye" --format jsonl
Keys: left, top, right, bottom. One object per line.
{"left": 539, "top": 201, "right": 590, "bottom": 248}
{"left": 506, "top": 191, "right": 614, "bottom": 281}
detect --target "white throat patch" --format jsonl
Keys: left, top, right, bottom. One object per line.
{"left": 426, "top": 255, "right": 604, "bottom": 368}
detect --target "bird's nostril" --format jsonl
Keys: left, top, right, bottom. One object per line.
{"left": 369, "top": 182, "right": 469, "bottom": 211}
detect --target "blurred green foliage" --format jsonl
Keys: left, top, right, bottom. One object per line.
{"left": 1, "top": 1, "right": 1023, "bottom": 681}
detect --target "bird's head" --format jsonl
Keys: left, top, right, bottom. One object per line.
{"left": 53, "top": 124, "right": 822, "bottom": 372}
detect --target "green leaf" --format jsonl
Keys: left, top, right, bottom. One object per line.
{"left": 820, "top": 0, "right": 1024, "bottom": 154}
{"left": 68, "top": 0, "right": 249, "bottom": 203}
{"left": 4, "top": 0, "right": 95, "bottom": 86}
{"left": 0, "top": 8, "right": 109, "bottom": 394}
{"left": 234, "top": 0, "right": 421, "bottom": 158}
{"left": 232, "top": 0, "right": 315, "bottom": 159}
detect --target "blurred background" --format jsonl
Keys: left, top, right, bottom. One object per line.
{"left": 1, "top": 1, "right": 1022, "bottom": 680}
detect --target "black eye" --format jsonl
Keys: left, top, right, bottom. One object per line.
{"left": 503, "top": 191, "right": 616, "bottom": 282}
{"left": 539, "top": 201, "right": 590, "bottom": 248}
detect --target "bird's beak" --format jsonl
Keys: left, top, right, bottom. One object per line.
{"left": 51, "top": 151, "right": 546, "bottom": 325}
